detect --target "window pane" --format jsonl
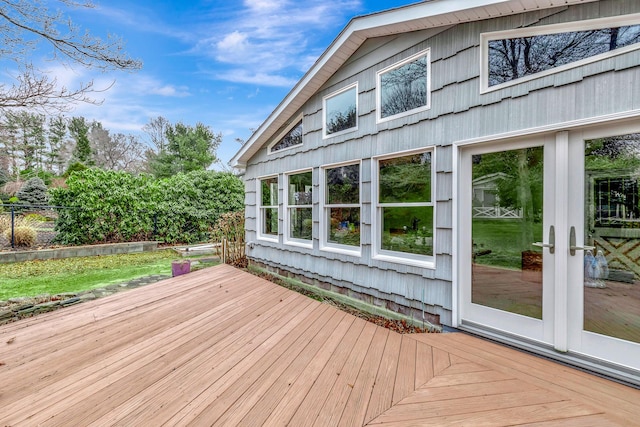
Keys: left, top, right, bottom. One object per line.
{"left": 288, "top": 171, "right": 313, "bottom": 205}
{"left": 379, "top": 152, "right": 431, "bottom": 203}
{"left": 381, "top": 206, "right": 433, "bottom": 256}
{"left": 489, "top": 25, "right": 640, "bottom": 87}
{"left": 325, "top": 86, "right": 357, "bottom": 135}
{"left": 261, "top": 177, "right": 278, "bottom": 206}
{"left": 272, "top": 121, "right": 303, "bottom": 152}
{"left": 289, "top": 207, "right": 312, "bottom": 240}
{"left": 327, "top": 164, "right": 360, "bottom": 204}
{"left": 380, "top": 54, "right": 429, "bottom": 118}
{"left": 262, "top": 208, "right": 278, "bottom": 235}
{"left": 328, "top": 207, "right": 360, "bottom": 246}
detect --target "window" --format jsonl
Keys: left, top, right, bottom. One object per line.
{"left": 286, "top": 170, "right": 313, "bottom": 244}
{"left": 322, "top": 162, "right": 360, "bottom": 251}
{"left": 377, "top": 49, "right": 430, "bottom": 122}
{"left": 269, "top": 117, "right": 303, "bottom": 153}
{"left": 258, "top": 176, "right": 278, "bottom": 239}
{"left": 323, "top": 84, "right": 358, "bottom": 138}
{"left": 482, "top": 15, "right": 640, "bottom": 92}
{"left": 375, "top": 150, "right": 434, "bottom": 264}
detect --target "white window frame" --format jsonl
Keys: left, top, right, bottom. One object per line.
{"left": 284, "top": 168, "right": 314, "bottom": 248}
{"left": 320, "top": 160, "right": 362, "bottom": 256}
{"left": 322, "top": 83, "right": 358, "bottom": 139}
{"left": 267, "top": 114, "right": 304, "bottom": 155}
{"left": 372, "top": 148, "right": 436, "bottom": 268}
{"left": 480, "top": 13, "right": 640, "bottom": 94}
{"left": 376, "top": 48, "right": 431, "bottom": 124}
{"left": 257, "top": 174, "right": 279, "bottom": 242}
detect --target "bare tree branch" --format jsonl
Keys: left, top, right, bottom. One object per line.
{"left": 0, "top": 0, "right": 141, "bottom": 112}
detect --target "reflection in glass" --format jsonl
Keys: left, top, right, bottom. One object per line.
{"left": 378, "top": 151, "right": 433, "bottom": 257}
{"left": 382, "top": 206, "right": 433, "bottom": 256}
{"left": 288, "top": 171, "right": 312, "bottom": 241}
{"left": 471, "top": 146, "right": 544, "bottom": 319}
{"left": 272, "top": 121, "right": 303, "bottom": 152}
{"left": 260, "top": 177, "right": 278, "bottom": 236}
{"left": 379, "top": 152, "right": 431, "bottom": 203}
{"left": 325, "top": 86, "right": 357, "bottom": 135}
{"left": 262, "top": 208, "right": 278, "bottom": 236}
{"left": 489, "top": 24, "right": 640, "bottom": 86}
{"left": 328, "top": 207, "right": 360, "bottom": 246}
{"left": 326, "top": 164, "right": 360, "bottom": 248}
{"left": 584, "top": 134, "right": 640, "bottom": 344}
{"left": 380, "top": 53, "right": 429, "bottom": 119}
{"left": 326, "top": 164, "right": 359, "bottom": 204}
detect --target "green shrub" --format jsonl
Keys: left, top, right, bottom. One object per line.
{"left": 4, "top": 225, "right": 37, "bottom": 247}
{"left": 49, "top": 169, "right": 244, "bottom": 245}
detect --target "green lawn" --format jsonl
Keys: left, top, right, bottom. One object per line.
{"left": 472, "top": 219, "right": 543, "bottom": 269}
{"left": 0, "top": 250, "right": 218, "bottom": 300}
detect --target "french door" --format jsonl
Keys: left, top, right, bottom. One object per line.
{"left": 459, "top": 124, "right": 640, "bottom": 381}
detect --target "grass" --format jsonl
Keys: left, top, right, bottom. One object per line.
{"left": 0, "top": 250, "right": 218, "bottom": 300}
{"left": 473, "top": 219, "right": 543, "bottom": 269}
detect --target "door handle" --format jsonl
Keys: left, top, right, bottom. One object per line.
{"left": 569, "top": 226, "right": 595, "bottom": 256}
{"left": 532, "top": 225, "right": 555, "bottom": 254}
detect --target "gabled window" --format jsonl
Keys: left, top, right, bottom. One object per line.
{"left": 258, "top": 176, "right": 279, "bottom": 241}
{"left": 373, "top": 149, "right": 435, "bottom": 267}
{"left": 323, "top": 83, "right": 358, "bottom": 138}
{"left": 481, "top": 15, "right": 640, "bottom": 92}
{"left": 285, "top": 170, "right": 313, "bottom": 246}
{"left": 269, "top": 116, "right": 303, "bottom": 154}
{"left": 321, "top": 162, "right": 361, "bottom": 254}
{"left": 377, "top": 49, "right": 431, "bottom": 123}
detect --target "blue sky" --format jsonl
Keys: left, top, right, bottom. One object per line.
{"left": 41, "top": 0, "right": 420, "bottom": 169}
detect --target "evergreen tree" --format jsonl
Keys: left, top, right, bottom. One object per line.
{"left": 149, "top": 122, "right": 220, "bottom": 178}
{"left": 68, "top": 116, "right": 93, "bottom": 165}
{"left": 47, "top": 115, "right": 68, "bottom": 174}
{"left": 16, "top": 177, "right": 49, "bottom": 206}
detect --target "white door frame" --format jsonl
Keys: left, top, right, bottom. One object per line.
{"left": 453, "top": 112, "right": 640, "bottom": 385}
{"left": 457, "top": 134, "right": 556, "bottom": 346}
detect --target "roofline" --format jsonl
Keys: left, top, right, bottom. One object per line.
{"left": 230, "top": 0, "right": 597, "bottom": 169}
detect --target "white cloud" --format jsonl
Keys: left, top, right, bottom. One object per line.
{"left": 195, "top": 0, "right": 362, "bottom": 85}
{"left": 214, "top": 69, "right": 298, "bottom": 87}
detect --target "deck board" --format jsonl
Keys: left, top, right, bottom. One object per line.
{"left": 0, "top": 264, "right": 638, "bottom": 426}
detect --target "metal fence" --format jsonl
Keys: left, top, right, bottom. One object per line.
{"left": 0, "top": 204, "right": 64, "bottom": 250}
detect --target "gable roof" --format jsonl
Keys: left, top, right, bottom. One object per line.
{"left": 230, "top": 0, "right": 597, "bottom": 169}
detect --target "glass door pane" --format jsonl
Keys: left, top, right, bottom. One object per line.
{"left": 471, "top": 146, "right": 544, "bottom": 319}
{"left": 584, "top": 134, "right": 640, "bottom": 344}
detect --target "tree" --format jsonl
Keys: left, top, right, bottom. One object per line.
{"left": 89, "top": 121, "right": 146, "bottom": 172}
{"left": 47, "top": 115, "right": 68, "bottom": 174}
{"left": 0, "top": 0, "right": 142, "bottom": 112}
{"left": 142, "top": 116, "right": 170, "bottom": 152}
{"left": 16, "top": 177, "right": 49, "bottom": 206}
{"left": 68, "top": 116, "right": 93, "bottom": 165}
{"left": 149, "top": 122, "right": 221, "bottom": 178}
{"left": 0, "top": 110, "right": 46, "bottom": 177}
{"left": 488, "top": 26, "right": 640, "bottom": 86}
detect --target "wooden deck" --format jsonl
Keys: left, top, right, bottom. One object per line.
{"left": 0, "top": 264, "right": 638, "bottom": 426}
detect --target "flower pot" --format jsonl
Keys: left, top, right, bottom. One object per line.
{"left": 172, "top": 260, "right": 191, "bottom": 277}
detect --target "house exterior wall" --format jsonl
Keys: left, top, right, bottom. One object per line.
{"left": 242, "top": 0, "right": 640, "bottom": 326}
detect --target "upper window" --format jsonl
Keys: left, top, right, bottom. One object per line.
{"left": 322, "top": 162, "right": 361, "bottom": 252}
{"left": 269, "top": 117, "right": 303, "bottom": 154}
{"left": 258, "top": 176, "right": 279, "bottom": 240}
{"left": 377, "top": 49, "right": 431, "bottom": 122}
{"left": 323, "top": 83, "right": 358, "bottom": 138}
{"left": 374, "top": 150, "right": 434, "bottom": 265}
{"left": 482, "top": 15, "right": 640, "bottom": 92}
{"left": 286, "top": 170, "right": 313, "bottom": 244}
